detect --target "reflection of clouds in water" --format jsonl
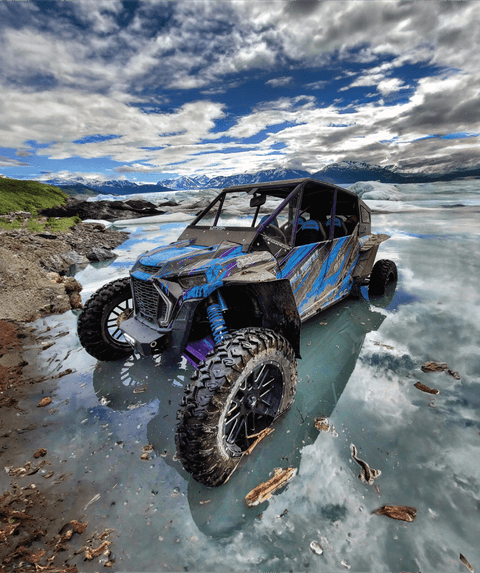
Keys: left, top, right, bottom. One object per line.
{"left": 234, "top": 438, "right": 388, "bottom": 572}
{"left": 366, "top": 200, "right": 433, "bottom": 214}
{"left": 348, "top": 353, "right": 417, "bottom": 425}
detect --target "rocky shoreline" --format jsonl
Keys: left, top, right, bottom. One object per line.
{"left": 39, "top": 196, "right": 174, "bottom": 221}
{"left": 0, "top": 221, "right": 129, "bottom": 322}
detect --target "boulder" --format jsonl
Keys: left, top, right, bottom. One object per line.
{"left": 40, "top": 198, "right": 166, "bottom": 221}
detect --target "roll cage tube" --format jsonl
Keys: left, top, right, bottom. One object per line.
{"left": 212, "top": 193, "right": 226, "bottom": 227}
{"left": 190, "top": 192, "right": 225, "bottom": 227}
{"left": 249, "top": 182, "right": 306, "bottom": 250}
{"left": 328, "top": 188, "right": 338, "bottom": 242}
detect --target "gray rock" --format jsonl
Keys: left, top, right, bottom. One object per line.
{"left": 85, "top": 247, "right": 118, "bottom": 262}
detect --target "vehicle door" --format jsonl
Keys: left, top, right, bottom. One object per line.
{"left": 277, "top": 190, "right": 360, "bottom": 321}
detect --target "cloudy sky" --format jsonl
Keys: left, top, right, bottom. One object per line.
{"left": 1, "top": 1, "right": 480, "bottom": 183}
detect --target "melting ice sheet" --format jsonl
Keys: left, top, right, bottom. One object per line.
{"left": 5, "top": 180, "right": 480, "bottom": 572}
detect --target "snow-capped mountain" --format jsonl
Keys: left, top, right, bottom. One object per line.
{"left": 310, "top": 161, "right": 409, "bottom": 184}
{"left": 43, "top": 176, "right": 172, "bottom": 195}
{"left": 159, "top": 168, "right": 311, "bottom": 190}
{"left": 40, "top": 161, "right": 480, "bottom": 196}
{"left": 157, "top": 175, "right": 206, "bottom": 190}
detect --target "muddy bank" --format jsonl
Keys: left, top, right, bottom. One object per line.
{"left": 0, "top": 319, "right": 116, "bottom": 572}
{"left": 0, "top": 222, "right": 129, "bottom": 322}
{"left": 0, "top": 219, "right": 130, "bottom": 571}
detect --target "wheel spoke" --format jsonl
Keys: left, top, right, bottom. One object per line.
{"left": 243, "top": 417, "right": 248, "bottom": 440}
{"left": 227, "top": 401, "right": 239, "bottom": 417}
{"left": 225, "top": 410, "right": 241, "bottom": 428}
{"left": 252, "top": 364, "right": 267, "bottom": 389}
{"left": 229, "top": 416, "right": 245, "bottom": 443}
{"left": 259, "top": 378, "right": 275, "bottom": 395}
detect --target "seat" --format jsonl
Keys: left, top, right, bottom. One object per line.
{"left": 325, "top": 216, "right": 348, "bottom": 238}
{"left": 295, "top": 219, "right": 326, "bottom": 246}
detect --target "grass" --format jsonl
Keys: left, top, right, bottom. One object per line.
{"left": 0, "top": 177, "right": 80, "bottom": 233}
{"left": 0, "top": 177, "right": 68, "bottom": 216}
{"left": 0, "top": 215, "right": 81, "bottom": 232}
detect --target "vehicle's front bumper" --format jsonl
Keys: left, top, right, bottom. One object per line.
{"left": 119, "top": 316, "right": 171, "bottom": 356}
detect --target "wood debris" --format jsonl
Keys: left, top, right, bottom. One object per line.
{"left": 6, "top": 460, "right": 49, "bottom": 477}
{"left": 37, "top": 397, "right": 52, "bottom": 407}
{"left": 372, "top": 505, "right": 417, "bottom": 522}
{"left": 460, "top": 553, "right": 474, "bottom": 573}
{"left": 414, "top": 381, "right": 439, "bottom": 395}
{"left": 245, "top": 467, "right": 297, "bottom": 507}
{"left": 421, "top": 361, "right": 460, "bottom": 379}
{"left": 244, "top": 427, "right": 274, "bottom": 455}
{"left": 373, "top": 341, "right": 394, "bottom": 350}
{"left": 84, "top": 540, "right": 111, "bottom": 560}
{"left": 351, "top": 445, "right": 381, "bottom": 484}
{"left": 58, "top": 520, "right": 88, "bottom": 541}
{"left": 314, "top": 416, "right": 338, "bottom": 436}
{"left": 314, "top": 417, "right": 330, "bottom": 432}
{"left": 0, "top": 488, "right": 89, "bottom": 571}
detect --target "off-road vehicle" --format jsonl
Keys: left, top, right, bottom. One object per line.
{"left": 78, "top": 178, "right": 397, "bottom": 486}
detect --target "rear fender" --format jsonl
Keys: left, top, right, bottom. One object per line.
{"left": 353, "top": 233, "right": 390, "bottom": 280}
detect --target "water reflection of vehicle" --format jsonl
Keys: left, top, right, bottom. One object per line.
{"left": 92, "top": 288, "right": 393, "bottom": 538}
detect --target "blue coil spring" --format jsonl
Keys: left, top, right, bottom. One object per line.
{"left": 207, "top": 302, "right": 228, "bottom": 345}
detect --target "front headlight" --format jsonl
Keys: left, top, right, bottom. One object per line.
{"left": 177, "top": 274, "right": 207, "bottom": 289}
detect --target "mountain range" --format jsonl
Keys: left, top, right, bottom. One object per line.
{"left": 42, "top": 161, "right": 480, "bottom": 195}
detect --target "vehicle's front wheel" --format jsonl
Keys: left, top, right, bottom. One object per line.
{"left": 77, "top": 277, "right": 134, "bottom": 361}
{"left": 175, "top": 328, "right": 297, "bottom": 487}
{"left": 369, "top": 259, "right": 398, "bottom": 296}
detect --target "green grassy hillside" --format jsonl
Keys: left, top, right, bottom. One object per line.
{"left": 0, "top": 178, "right": 68, "bottom": 215}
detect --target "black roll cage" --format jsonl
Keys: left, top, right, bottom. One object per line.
{"left": 180, "top": 178, "right": 370, "bottom": 250}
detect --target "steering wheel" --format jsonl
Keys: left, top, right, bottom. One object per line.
{"left": 263, "top": 224, "right": 287, "bottom": 243}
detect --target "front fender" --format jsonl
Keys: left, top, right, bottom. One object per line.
{"left": 249, "top": 280, "right": 301, "bottom": 358}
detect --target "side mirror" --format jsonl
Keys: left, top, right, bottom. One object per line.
{"left": 250, "top": 194, "right": 266, "bottom": 208}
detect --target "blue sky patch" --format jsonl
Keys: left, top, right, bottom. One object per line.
{"left": 73, "top": 134, "right": 122, "bottom": 145}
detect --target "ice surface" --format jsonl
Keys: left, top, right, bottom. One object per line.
{"left": 4, "top": 180, "right": 480, "bottom": 572}
{"left": 112, "top": 212, "right": 195, "bottom": 226}
{"left": 348, "top": 180, "right": 404, "bottom": 200}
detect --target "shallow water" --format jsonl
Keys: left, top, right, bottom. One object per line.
{"left": 10, "top": 181, "right": 480, "bottom": 572}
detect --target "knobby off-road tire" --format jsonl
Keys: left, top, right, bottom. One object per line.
{"left": 77, "top": 277, "right": 134, "bottom": 361}
{"left": 175, "top": 327, "right": 297, "bottom": 487}
{"left": 369, "top": 259, "right": 398, "bottom": 296}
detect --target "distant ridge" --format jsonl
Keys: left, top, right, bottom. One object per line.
{"left": 159, "top": 162, "right": 480, "bottom": 190}
{"left": 42, "top": 176, "right": 173, "bottom": 196}
{"left": 37, "top": 161, "right": 480, "bottom": 194}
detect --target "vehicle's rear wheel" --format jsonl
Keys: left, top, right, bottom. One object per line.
{"left": 175, "top": 327, "right": 297, "bottom": 487}
{"left": 77, "top": 277, "right": 134, "bottom": 361}
{"left": 369, "top": 259, "right": 398, "bottom": 296}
